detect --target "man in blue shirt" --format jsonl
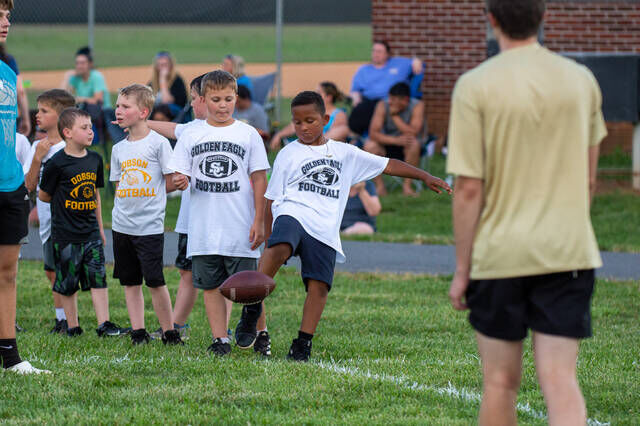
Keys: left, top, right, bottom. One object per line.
{"left": 348, "top": 41, "right": 424, "bottom": 135}
{"left": 0, "top": 0, "right": 49, "bottom": 375}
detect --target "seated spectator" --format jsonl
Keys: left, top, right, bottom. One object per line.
{"left": 233, "top": 85, "right": 269, "bottom": 140}
{"left": 270, "top": 81, "right": 349, "bottom": 151}
{"left": 340, "top": 181, "right": 381, "bottom": 235}
{"left": 149, "top": 51, "right": 188, "bottom": 117}
{"left": 222, "top": 54, "right": 253, "bottom": 95}
{"left": 61, "top": 46, "right": 110, "bottom": 108}
{"left": 150, "top": 104, "right": 175, "bottom": 122}
{"left": 0, "top": 44, "right": 30, "bottom": 135}
{"left": 349, "top": 41, "right": 424, "bottom": 136}
{"left": 364, "top": 82, "right": 424, "bottom": 196}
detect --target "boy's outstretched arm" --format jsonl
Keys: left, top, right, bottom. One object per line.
{"left": 249, "top": 170, "right": 268, "bottom": 250}
{"left": 147, "top": 120, "right": 178, "bottom": 140}
{"left": 383, "top": 159, "right": 452, "bottom": 194}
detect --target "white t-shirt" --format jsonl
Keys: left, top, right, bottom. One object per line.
{"left": 22, "top": 139, "right": 66, "bottom": 243}
{"left": 173, "top": 119, "right": 203, "bottom": 234}
{"left": 168, "top": 119, "right": 270, "bottom": 258}
{"left": 265, "top": 140, "right": 388, "bottom": 263}
{"left": 110, "top": 130, "right": 173, "bottom": 236}
{"left": 15, "top": 133, "right": 30, "bottom": 166}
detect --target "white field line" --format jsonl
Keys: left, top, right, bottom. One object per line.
{"left": 315, "top": 360, "right": 610, "bottom": 426}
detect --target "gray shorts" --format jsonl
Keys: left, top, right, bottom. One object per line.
{"left": 192, "top": 255, "right": 257, "bottom": 290}
{"left": 43, "top": 238, "right": 55, "bottom": 271}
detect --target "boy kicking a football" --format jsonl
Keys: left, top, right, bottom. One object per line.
{"left": 236, "top": 91, "right": 451, "bottom": 361}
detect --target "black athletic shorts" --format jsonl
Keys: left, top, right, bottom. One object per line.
{"left": 466, "top": 269, "right": 595, "bottom": 341}
{"left": 112, "top": 231, "right": 165, "bottom": 288}
{"left": 0, "top": 183, "right": 29, "bottom": 245}
{"left": 175, "top": 233, "right": 192, "bottom": 271}
{"left": 43, "top": 238, "right": 55, "bottom": 272}
{"left": 192, "top": 255, "right": 257, "bottom": 290}
{"left": 267, "top": 215, "right": 336, "bottom": 290}
{"left": 52, "top": 240, "right": 107, "bottom": 296}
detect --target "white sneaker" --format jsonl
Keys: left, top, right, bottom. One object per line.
{"left": 6, "top": 361, "right": 51, "bottom": 375}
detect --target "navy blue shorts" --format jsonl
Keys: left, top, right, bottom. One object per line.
{"left": 267, "top": 215, "right": 336, "bottom": 290}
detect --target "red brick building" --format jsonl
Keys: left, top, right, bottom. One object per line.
{"left": 372, "top": 0, "right": 640, "bottom": 152}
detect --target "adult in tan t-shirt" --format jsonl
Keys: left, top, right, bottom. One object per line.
{"left": 446, "top": 1, "right": 606, "bottom": 425}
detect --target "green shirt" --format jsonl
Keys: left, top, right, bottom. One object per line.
{"left": 69, "top": 70, "right": 110, "bottom": 108}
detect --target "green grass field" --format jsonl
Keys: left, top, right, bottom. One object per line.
{"left": 10, "top": 24, "right": 371, "bottom": 72}
{"left": 5, "top": 261, "right": 639, "bottom": 424}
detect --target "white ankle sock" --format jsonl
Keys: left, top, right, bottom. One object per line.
{"left": 55, "top": 308, "right": 66, "bottom": 321}
{"left": 220, "top": 337, "right": 230, "bottom": 344}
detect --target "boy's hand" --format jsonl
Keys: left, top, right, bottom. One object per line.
{"left": 172, "top": 173, "right": 189, "bottom": 190}
{"left": 249, "top": 220, "right": 265, "bottom": 250}
{"left": 34, "top": 138, "right": 53, "bottom": 162}
{"left": 100, "top": 229, "right": 107, "bottom": 247}
{"left": 423, "top": 174, "right": 452, "bottom": 195}
{"left": 449, "top": 271, "right": 470, "bottom": 311}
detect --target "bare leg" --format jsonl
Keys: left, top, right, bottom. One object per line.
{"left": 173, "top": 269, "right": 197, "bottom": 325}
{"left": 149, "top": 285, "right": 174, "bottom": 332}
{"left": 300, "top": 280, "right": 329, "bottom": 334}
{"left": 204, "top": 289, "right": 228, "bottom": 339}
{"left": 0, "top": 245, "right": 20, "bottom": 339}
{"left": 225, "top": 298, "right": 233, "bottom": 330}
{"left": 61, "top": 293, "right": 79, "bottom": 328}
{"left": 533, "top": 332, "right": 586, "bottom": 426}
{"left": 46, "top": 270, "right": 64, "bottom": 310}
{"left": 476, "top": 332, "right": 523, "bottom": 426}
{"left": 341, "top": 222, "right": 375, "bottom": 236}
{"left": 90, "top": 288, "right": 110, "bottom": 325}
{"left": 402, "top": 139, "right": 421, "bottom": 196}
{"left": 256, "top": 244, "right": 292, "bottom": 331}
{"left": 125, "top": 285, "right": 145, "bottom": 330}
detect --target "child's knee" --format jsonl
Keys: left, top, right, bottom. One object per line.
{"left": 307, "top": 280, "right": 330, "bottom": 297}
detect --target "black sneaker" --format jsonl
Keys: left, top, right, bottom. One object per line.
{"left": 96, "top": 321, "right": 126, "bottom": 337}
{"left": 66, "top": 326, "right": 83, "bottom": 337}
{"left": 207, "top": 338, "right": 231, "bottom": 357}
{"left": 287, "top": 338, "right": 312, "bottom": 362}
{"left": 50, "top": 319, "right": 68, "bottom": 334}
{"left": 235, "top": 303, "right": 262, "bottom": 349}
{"left": 131, "top": 328, "right": 151, "bottom": 345}
{"left": 162, "top": 329, "right": 185, "bottom": 345}
{"left": 254, "top": 331, "right": 272, "bottom": 357}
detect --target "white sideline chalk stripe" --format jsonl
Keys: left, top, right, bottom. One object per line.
{"left": 316, "top": 361, "right": 609, "bottom": 426}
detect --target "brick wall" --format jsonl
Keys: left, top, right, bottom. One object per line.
{"left": 372, "top": 0, "right": 640, "bottom": 151}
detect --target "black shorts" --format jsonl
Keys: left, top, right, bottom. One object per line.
{"left": 43, "top": 238, "right": 55, "bottom": 272}
{"left": 112, "top": 231, "right": 165, "bottom": 288}
{"left": 192, "top": 255, "right": 257, "bottom": 290}
{"left": 0, "top": 183, "right": 29, "bottom": 245}
{"left": 466, "top": 269, "right": 595, "bottom": 341}
{"left": 267, "top": 215, "right": 336, "bottom": 290}
{"left": 52, "top": 240, "right": 107, "bottom": 296}
{"left": 175, "top": 233, "right": 192, "bottom": 271}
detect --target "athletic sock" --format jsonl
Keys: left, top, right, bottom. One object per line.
{"left": 257, "top": 328, "right": 268, "bottom": 333}
{"left": 298, "top": 331, "right": 313, "bottom": 342}
{"left": 55, "top": 308, "right": 66, "bottom": 321}
{"left": 0, "top": 338, "right": 22, "bottom": 369}
{"left": 219, "top": 337, "right": 230, "bottom": 344}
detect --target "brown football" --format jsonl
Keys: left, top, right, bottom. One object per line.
{"left": 220, "top": 271, "right": 276, "bottom": 305}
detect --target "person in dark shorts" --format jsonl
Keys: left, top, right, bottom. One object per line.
{"left": 39, "top": 108, "right": 125, "bottom": 339}
{"left": 447, "top": 1, "right": 607, "bottom": 423}
{"left": 240, "top": 91, "right": 450, "bottom": 362}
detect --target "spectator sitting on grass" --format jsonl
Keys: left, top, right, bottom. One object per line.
{"left": 149, "top": 51, "right": 188, "bottom": 117}
{"left": 270, "top": 81, "right": 349, "bottom": 151}
{"left": 233, "top": 85, "right": 269, "bottom": 141}
{"left": 222, "top": 54, "right": 253, "bottom": 95}
{"left": 61, "top": 46, "right": 110, "bottom": 108}
{"left": 340, "top": 180, "right": 381, "bottom": 235}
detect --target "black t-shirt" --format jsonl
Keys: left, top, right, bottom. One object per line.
{"left": 169, "top": 76, "right": 188, "bottom": 108}
{"left": 40, "top": 150, "right": 104, "bottom": 243}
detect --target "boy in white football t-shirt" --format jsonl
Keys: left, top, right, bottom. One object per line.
{"left": 247, "top": 91, "right": 451, "bottom": 361}
{"left": 22, "top": 89, "right": 75, "bottom": 334}
{"left": 169, "top": 71, "right": 270, "bottom": 357}
{"left": 110, "top": 84, "right": 182, "bottom": 345}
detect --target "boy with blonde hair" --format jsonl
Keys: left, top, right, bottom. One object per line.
{"left": 111, "top": 84, "right": 182, "bottom": 345}
{"left": 23, "top": 89, "right": 75, "bottom": 334}
{"left": 170, "top": 70, "right": 270, "bottom": 356}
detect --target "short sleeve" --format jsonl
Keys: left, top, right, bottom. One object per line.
{"left": 22, "top": 142, "right": 37, "bottom": 174}
{"left": 264, "top": 151, "right": 285, "bottom": 201}
{"left": 15, "top": 135, "right": 30, "bottom": 166}
{"left": 39, "top": 158, "right": 59, "bottom": 196}
{"left": 588, "top": 73, "right": 607, "bottom": 147}
{"left": 247, "top": 127, "right": 270, "bottom": 174}
{"left": 168, "top": 132, "right": 193, "bottom": 176}
{"left": 351, "top": 66, "right": 366, "bottom": 93}
{"left": 158, "top": 137, "right": 174, "bottom": 175}
{"left": 446, "top": 74, "right": 485, "bottom": 179}
{"left": 92, "top": 71, "right": 108, "bottom": 94}
{"left": 349, "top": 145, "right": 389, "bottom": 184}
{"left": 109, "top": 144, "right": 121, "bottom": 182}
{"left": 95, "top": 154, "right": 104, "bottom": 188}
{"left": 174, "top": 123, "right": 187, "bottom": 140}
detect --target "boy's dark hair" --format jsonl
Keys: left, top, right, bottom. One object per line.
{"left": 237, "top": 85, "right": 251, "bottom": 101}
{"left": 58, "top": 108, "right": 91, "bottom": 138}
{"left": 389, "top": 82, "right": 411, "bottom": 98}
{"left": 190, "top": 73, "right": 207, "bottom": 96}
{"left": 291, "top": 91, "right": 325, "bottom": 116}
{"left": 0, "top": 0, "right": 14, "bottom": 10}
{"left": 373, "top": 40, "right": 391, "bottom": 55}
{"left": 201, "top": 70, "right": 237, "bottom": 96}
{"left": 151, "top": 104, "right": 175, "bottom": 121}
{"left": 75, "top": 46, "right": 93, "bottom": 63}
{"left": 36, "top": 89, "right": 76, "bottom": 115}
{"left": 487, "top": 0, "right": 545, "bottom": 40}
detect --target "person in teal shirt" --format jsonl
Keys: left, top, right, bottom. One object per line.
{"left": 62, "top": 46, "right": 110, "bottom": 108}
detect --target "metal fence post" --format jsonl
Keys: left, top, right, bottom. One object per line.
{"left": 633, "top": 123, "right": 640, "bottom": 190}
{"left": 88, "top": 0, "right": 95, "bottom": 51}
{"left": 275, "top": 0, "right": 283, "bottom": 123}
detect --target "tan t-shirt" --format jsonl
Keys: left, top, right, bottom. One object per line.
{"left": 447, "top": 43, "right": 607, "bottom": 279}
